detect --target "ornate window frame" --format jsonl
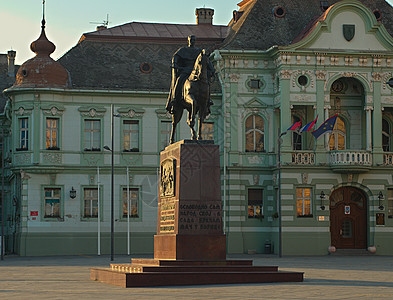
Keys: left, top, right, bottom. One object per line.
{"left": 119, "top": 185, "right": 142, "bottom": 221}
{"left": 42, "top": 185, "right": 64, "bottom": 221}
{"left": 117, "top": 107, "right": 145, "bottom": 153}
{"left": 78, "top": 106, "right": 106, "bottom": 152}
{"left": 244, "top": 113, "right": 265, "bottom": 153}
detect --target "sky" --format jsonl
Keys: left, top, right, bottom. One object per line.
{"left": 1, "top": 0, "right": 238, "bottom": 65}
{"left": 2, "top": 0, "right": 393, "bottom": 65}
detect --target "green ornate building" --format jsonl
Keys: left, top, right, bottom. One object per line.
{"left": 2, "top": 0, "right": 393, "bottom": 256}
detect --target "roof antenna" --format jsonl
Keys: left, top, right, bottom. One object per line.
{"left": 90, "top": 14, "right": 110, "bottom": 28}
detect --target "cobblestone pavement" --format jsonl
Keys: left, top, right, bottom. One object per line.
{"left": 0, "top": 254, "right": 392, "bottom": 299}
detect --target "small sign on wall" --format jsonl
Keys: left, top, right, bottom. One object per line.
{"left": 376, "top": 213, "right": 385, "bottom": 226}
{"left": 30, "top": 211, "right": 38, "bottom": 220}
{"left": 344, "top": 205, "right": 350, "bottom": 215}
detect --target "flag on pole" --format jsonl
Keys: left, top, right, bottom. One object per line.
{"left": 300, "top": 115, "right": 318, "bottom": 133}
{"left": 311, "top": 114, "right": 338, "bottom": 139}
{"left": 287, "top": 119, "right": 302, "bottom": 131}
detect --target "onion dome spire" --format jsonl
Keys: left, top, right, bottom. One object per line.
{"left": 30, "top": 0, "right": 55, "bottom": 56}
{"left": 12, "top": 0, "right": 70, "bottom": 89}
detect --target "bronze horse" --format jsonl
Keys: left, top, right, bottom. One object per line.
{"left": 170, "top": 50, "right": 213, "bottom": 144}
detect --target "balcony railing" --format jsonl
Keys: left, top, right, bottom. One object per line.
{"left": 329, "top": 151, "right": 372, "bottom": 166}
{"left": 291, "top": 152, "right": 315, "bottom": 165}
{"left": 383, "top": 153, "right": 393, "bottom": 165}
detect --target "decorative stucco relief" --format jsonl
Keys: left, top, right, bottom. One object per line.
{"left": 316, "top": 71, "right": 327, "bottom": 80}
{"left": 229, "top": 73, "right": 240, "bottom": 83}
{"left": 43, "top": 153, "right": 62, "bottom": 164}
{"left": 291, "top": 94, "right": 314, "bottom": 103}
{"left": 42, "top": 106, "right": 65, "bottom": 116}
{"left": 119, "top": 109, "right": 144, "bottom": 118}
{"left": 372, "top": 72, "right": 383, "bottom": 81}
{"left": 14, "top": 153, "right": 31, "bottom": 165}
{"left": 291, "top": 70, "right": 314, "bottom": 89}
{"left": 247, "top": 155, "right": 264, "bottom": 165}
{"left": 280, "top": 70, "right": 292, "bottom": 80}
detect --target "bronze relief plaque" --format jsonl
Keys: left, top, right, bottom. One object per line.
{"left": 160, "top": 158, "right": 176, "bottom": 198}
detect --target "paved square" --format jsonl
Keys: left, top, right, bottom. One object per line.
{"left": 1, "top": 255, "right": 392, "bottom": 299}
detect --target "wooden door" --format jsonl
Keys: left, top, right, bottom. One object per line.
{"left": 330, "top": 187, "right": 367, "bottom": 249}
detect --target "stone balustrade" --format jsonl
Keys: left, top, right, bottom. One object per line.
{"left": 291, "top": 152, "right": 315, "bottom": 165}
{"left": 383, "top": 153, "right": 393, "bottom": 165}
{"left": 329, "top": 151, "right": 372, "bottom": 166}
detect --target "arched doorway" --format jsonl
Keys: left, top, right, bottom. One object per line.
{"left": 330, "top": 187, "right": 367, "bottom": 249}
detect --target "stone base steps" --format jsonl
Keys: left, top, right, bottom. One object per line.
{"left": 90, "top": 259, "right": 303, "bottom": 288}
{"left": 330, "top": 249, "right": 375, "bottom": 256}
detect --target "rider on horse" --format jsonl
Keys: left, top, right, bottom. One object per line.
{"left": 166, "top": 35, "right": 214, "bottom": 115}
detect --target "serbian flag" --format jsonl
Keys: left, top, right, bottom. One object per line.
{"left": 311, "top": 114, "right": 338, "bottom": 139}
{"left": 287, "top": 119, "right": 301, "bottom": 131}
{"left": 300, "top": 115, "right": 318, "bottom": 133}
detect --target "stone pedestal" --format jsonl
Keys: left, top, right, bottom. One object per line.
{"left": 90, "top": 140, "right": 304, "bottom": 287}
{"left": 155, "top": 140, "right": 226, "bottom": 260}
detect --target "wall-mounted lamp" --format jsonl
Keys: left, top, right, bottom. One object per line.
{"left": 378, "top": 191, "right": 384, "bottom": 210}
{"left": 320, "top": 191, "right": 326, "bottom": 210}
{"left": 70, "top": 187, "right": 76, "bottom": 199}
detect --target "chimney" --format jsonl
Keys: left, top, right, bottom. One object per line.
{"left": 7, "top": 50, "right": 16, "bottom": 77}
{"left": 96, "top": 25, "right": 107, "bottom": 31}
{"left": 195, "top": 8, "right": 214, "bottom": 25}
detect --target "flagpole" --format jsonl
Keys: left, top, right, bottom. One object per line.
{"left": 97, "top": 166, "right": 100, "bottom": 256}
{"left": 127, "top": 166, "right": 130, "bottom": 256}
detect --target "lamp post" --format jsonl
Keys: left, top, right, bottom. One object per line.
{"left": 104, "top": 104, "right": 120, "bottom": 261}
{"left": 277, "top": 131, "right": 286, "bottom": 258}
{"left": 378, "top": 191, "right": 384, "bottom": 211}
{"left": 103, "top": 145, "right": 114, "bottom": 261}
{"left": 320, "top": 191, "right": 326, "bottom": 211}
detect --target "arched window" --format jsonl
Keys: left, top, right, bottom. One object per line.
{"left": 245, "top": 115, "right": 264, "bottom": 152}
{"left": 329, "top": 116, "right": 346, "bottom": 150}
{"left": 382, "top": 118, "right": 390, "bottom": 152}
{"left": 292, "top": 115, "right": 301, "bottom": 150}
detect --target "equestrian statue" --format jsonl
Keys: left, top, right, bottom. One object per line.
{"left": 166, "top": 35, "right": 215, "bottom": 144}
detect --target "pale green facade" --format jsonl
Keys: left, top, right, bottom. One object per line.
{"left": 3, "top": 0, "right": 393, "bottom": 256}
{"left": 213, "top": 0, "right": 393, "bottom": 255}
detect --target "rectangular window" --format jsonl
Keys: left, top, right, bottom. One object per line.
{"left": 388, "top": 189, "right": 393, "bottom": 218}
{"left": 44, "top": 188, "right": 61, "bottom": 218}
{"left": 46, "top": 118, "right": 59, "bottom": 150}
{"left": 123, "top": 120, "right": 139, "bottom": 152}
{"left": 84, "top": 119, "right": 101, "bottom": 151}
{"left": 122, "top": 188, "right": 139, "bottom": 218}
{"left": 83, "top": 188, "right": 98, "bottom": 218}
{"left": 160, "top": 120, "right": 171, "bottom": 150}
{"left": 297, "top": 188, "right": 312, "bottom": 216}
{"left": 248, "top": 189, "right": 263, "bottom": 218}
{"left": 201, "top": 123, "right": 214, "bottom": 141}
{"left": 19, "top": 118, "right": 28, "bottom": 150}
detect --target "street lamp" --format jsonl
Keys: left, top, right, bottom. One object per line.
{"left": 103, "top": 104, "right": 120, "bottom": 261}
{"left": 320, "top": 191, "right": 326, "bottom": 211}
{"left": 277, "top": 130, "right": 286, "bottom": 258}
{"left": 378, "top": 191, "right": 384, "bottom": 211}
{"left": 104, "top": 144, "right": 114, "bottom": 261}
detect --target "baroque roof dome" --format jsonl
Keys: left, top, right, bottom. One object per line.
{"left": 13, "top": 19, "right": 70, "bottom": 89}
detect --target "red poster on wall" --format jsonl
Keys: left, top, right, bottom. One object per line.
{"left": 30, "top": 211, "right": 38, "bottom": 216}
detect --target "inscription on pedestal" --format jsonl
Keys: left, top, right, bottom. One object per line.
{"left": 178, "top": 202, "right": 222, "bottom": 235}
{"left": 159, "top": 201, "right": 175, "bottom": 233}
